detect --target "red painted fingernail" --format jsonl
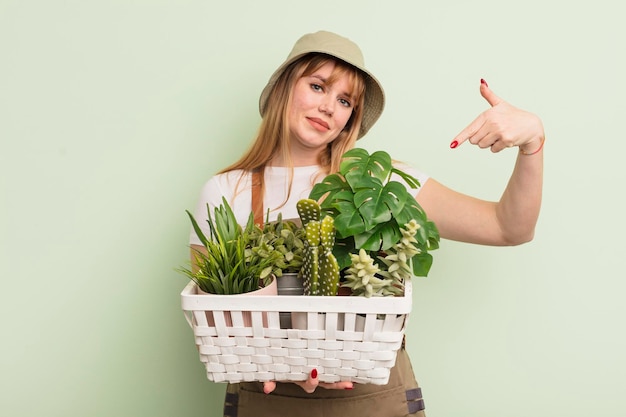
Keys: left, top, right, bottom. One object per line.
{"left": 450, "top": 140, "right": 458, "bottom": 149}
{"left": 310, "top": 369, "right": 318, "bottom": 379}
{"left": 345, "top": 385, "right": 354, "bottom": 390}
{"left": 481, "top": 78, "right": 488, "bottom": 87}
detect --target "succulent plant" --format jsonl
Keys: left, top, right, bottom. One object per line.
{"left": 342, "top": 220, "right": 421, "bottom": 297}
{"left": 297, "top": 199, "right": 340, "bottom": 296}
{"left": 246, "top": 213, "right": 306, "bottom": 278}
{"left": 377, "top": 219, "right": 421, "bottom": 287}
{"left": 341, "top": 248, "right": 401, "bottom": 297}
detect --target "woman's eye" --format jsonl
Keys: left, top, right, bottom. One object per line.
{"left": 310, "top": 83, "right": 323, "bottom": 92}
{"left": 339, "top": 98, "right": 351, "bottom": 108}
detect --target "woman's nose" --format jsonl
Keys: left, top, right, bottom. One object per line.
{"left": 319, "top": 97, "right": 334, "bottom": 116}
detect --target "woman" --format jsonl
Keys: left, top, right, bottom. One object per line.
{"left": 189, "top": 30, "right": 544, "bottom": 417}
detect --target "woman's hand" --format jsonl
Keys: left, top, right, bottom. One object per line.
{"left": 450, "top": 79, "right": 545, "bottom": 154}
{"left": 263, "top": 369, "right": 354, "bottom": 394}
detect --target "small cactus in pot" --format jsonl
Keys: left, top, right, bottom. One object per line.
{"left": 296, "top": 199, "right": 340, "bottom": 296}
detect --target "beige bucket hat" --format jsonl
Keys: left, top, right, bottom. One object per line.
{"left": 259, "top": 30, "right": 385, "bottom": 139}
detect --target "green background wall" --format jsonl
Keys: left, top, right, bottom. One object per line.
{"left": 2, "top": 1, "right": 624, "bottom": 416}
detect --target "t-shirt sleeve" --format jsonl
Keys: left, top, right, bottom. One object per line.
{"left": 188, "top": 176, "right": 225, "bottom": 246}
{"left": 188, "top": 171, "right": 254, "bottom": 246}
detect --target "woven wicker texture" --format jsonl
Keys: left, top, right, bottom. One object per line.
{"left": 181, "top": 280, "right": 412, "bottom": 385}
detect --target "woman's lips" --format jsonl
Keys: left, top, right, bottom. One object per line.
{"left": 307, "top": 117, "right": 330, "bottom": 132}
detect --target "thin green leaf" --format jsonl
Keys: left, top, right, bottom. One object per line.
{"left": 390, "top": 167, "right": 421, "bottom": 189}
{"left": 186, "top": 209, "right": 210, "bottom": 248}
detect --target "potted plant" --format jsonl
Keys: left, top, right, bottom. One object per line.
{"left": 246, "top": 213, "right": 306, "bottom": 282}
{"left": 180, "top": 152, "right": 430, "bottom": 381}
{"left": 246, "top": 214, "right": 307, "bottom": 328}
{"left": 179, "top": 197, "right": 278, "bottom": 295}
{"left": 298, "top": 148, "right": 440, "bottom": 297}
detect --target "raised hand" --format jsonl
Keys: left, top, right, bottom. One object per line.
{"left": 450, "top": 79, "right": 544, "bottom": 154}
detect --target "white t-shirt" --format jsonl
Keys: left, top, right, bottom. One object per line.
{"left": 189, "top": 164, "right": 429, "bottom": 246}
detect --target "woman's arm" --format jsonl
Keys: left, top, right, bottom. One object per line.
{"left": 416, "top": 81, "right": 544, "bottom": 246}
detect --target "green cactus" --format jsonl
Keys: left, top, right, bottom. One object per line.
{"left": 297, "top": 198, "right": 321, "bottom": 225}
{"left": 303, "top": 220, "right": 320, "bottom": 294}
{"left": 319, "top": 216, "right": 340, "bottom": 295}
{"left": 297, "top": 199, "right": 340, "bottom": 296}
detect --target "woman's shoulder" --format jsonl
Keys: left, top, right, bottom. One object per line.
{"left": 194, "top": 169, "right": 250, "bottom": 206}
{"left": 206, "top": 169, "right": 248, "bottom": 184}
{"left": 200, "top": 169, "right": 249, "bottom": 191}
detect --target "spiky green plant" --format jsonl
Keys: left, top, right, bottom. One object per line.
{"left": 179, "top": 197, "right": 277, "bottom": 294}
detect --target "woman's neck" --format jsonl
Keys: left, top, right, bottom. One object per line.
{"left": 270, "top": 152, "right": 320, "bottom": 167}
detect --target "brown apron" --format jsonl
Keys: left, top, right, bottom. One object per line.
{"left": 221, "top": 349, "right": 425, "bottom": 417}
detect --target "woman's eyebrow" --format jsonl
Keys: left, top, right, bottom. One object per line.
{"left": 310, "top": 73, "right": 354, "bottom": 99}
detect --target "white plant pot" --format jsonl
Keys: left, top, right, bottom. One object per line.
{"left": 196, "top": 275, "right": 277, "bottom": 327}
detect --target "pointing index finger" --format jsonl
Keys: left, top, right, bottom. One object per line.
{"left": 450, "top": 114, "right": 485, "bottom": 149}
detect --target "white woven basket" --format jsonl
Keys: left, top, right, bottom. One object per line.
{"left": 181, "top": 279, "right": 412, "bottom": 385}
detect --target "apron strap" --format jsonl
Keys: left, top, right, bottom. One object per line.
{"left": 251, "top": 168, "right": 263, "bottom": 227}
{"left": 223, "top": 389, "right": 239, "bottom": 417}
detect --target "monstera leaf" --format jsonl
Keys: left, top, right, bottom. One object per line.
{"left": 340, "top": 148, "right": 392, "bottom": 185}
{"left": 309, "top": 148, "right": 439, "bottom": 275}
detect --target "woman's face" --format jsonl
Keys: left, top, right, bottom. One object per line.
{"left": 287, "top": 62, "right": 356, "bottom": 160}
